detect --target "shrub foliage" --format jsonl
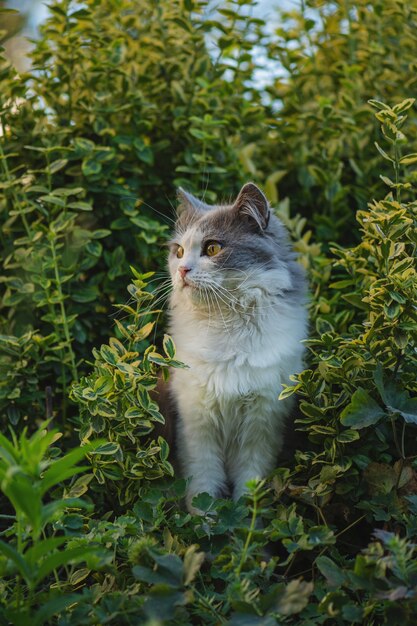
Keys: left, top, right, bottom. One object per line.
{"left": 1, "top": 1, "right": 417, "bottom": 624}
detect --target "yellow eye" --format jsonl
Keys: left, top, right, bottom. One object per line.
{"left": 176, "top": 245, "right": 184, "bottom": 259}
{"left": 205, "top": 242, "right": 222, "bottom": 257}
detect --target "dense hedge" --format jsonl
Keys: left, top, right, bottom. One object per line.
{"left": 0, "top": 1, "right": 417, "bottom": 624}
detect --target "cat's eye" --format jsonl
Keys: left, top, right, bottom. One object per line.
{"left": 204, "top": 241, "right": 222, "bottom": 257}
{"left": 175, "top": 245, "right": 184, "bottom": 259}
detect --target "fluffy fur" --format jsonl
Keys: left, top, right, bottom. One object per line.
{"left": 167, "top": 183, "right": 308, "bottom": 513}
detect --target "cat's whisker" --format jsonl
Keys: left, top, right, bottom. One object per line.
{"left": 201, "top": 286, "right": 216, "bottom": 336}
{"left": 139, "top": 198, "right": 178, "bottom": 226}
{"left": 209, "top": 282, "right": 240, "bottom": 306}
{"left": 150, "top": 279, "right": 173, "bottom": 295}
{"left": 205, "top": 285, "right": 237, "bottom": 332}
{"left": 207, "top": 288, "right": 234, "bottom": 335}
{"left": 201, "top": 165, "right": 210, "bottom": 204}
{"left": 146, "top": 289, "right": 172, "bottom": 312}
{"left": 109, "top": 296, "right": 137, "bottom": 320}
{"left": 145, "top": 273, "right": 171, "bottom": 286}
{"left": 210, "top": 291, "right": 231, "bottom": 336}
{"left": 134, "top": 285, "right": 172, "bottom": 320}
{"left": 209, "top": 288, "right": 238, "bottom": 314}
{"left": 164, "top": 193, "right": 180, "bottom": 223}
{"left": 140, "top": 293, "right": 171, "bottom": 313}
{"left": 107, "top": 191, "right": 178, "bottom": 226}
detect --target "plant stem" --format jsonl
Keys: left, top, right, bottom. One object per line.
{"left": 335, "top": 514, "right": 367, "bottom": 538}
{"left": 235, "top": 491, "right": 259, "bottom": 577}
{"left": 49, "top": 236, "right": 78, "bottom": 382}
{"left": 194, "top": 588, "right": 227, "bottom": 624}
{"left": 401, "top": 422, "right": 406, "bottom": 459}
{"left": 0, "top": 125, "right": 31, "bottom": 238}
{"left": 394, "top": 138, "right": 401, "bottom": 204}
{"left": 390, "top": 414, "right": 402, "bottom": 459}
{"left": 16, "top": 512, "right": 23, "bottom": 610}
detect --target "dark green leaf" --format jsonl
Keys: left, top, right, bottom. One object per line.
{"left": 340, "top": 388, "right": 386, "bottom": 429}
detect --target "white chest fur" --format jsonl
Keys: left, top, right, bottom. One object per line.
{"left": 169, "top": 289, "right": 307, "bottom": 511}
{"left": 171, "top": 292, "right": 306, "bottom": 395}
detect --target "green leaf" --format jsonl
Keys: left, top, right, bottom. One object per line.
{"left": 0, "top": 431, "right": 19, "bottom": 465}
{"left": 374, "top": 142, "right": 393, "bottom": 162}
{"left": 93, "top": 376, "right": 114, "bottom": 394}
{"left": 100, "top": 344, "right": 118, "bottom": 365}
{"left": 191, "top": 492, "right": 214, "bottom": 513}
{"left": 71, "top": 286, "right": 99, "bottom": 303}
{"left": 399, "top": 153, "right": 417, "bottom": 165}
{"left": 163, "top": 334, "right": 176, "bottom": 359}
{"left": 148, "top": 352, "right": 169, "bottom": 366}
{"left": 380, "top": 174, "right": 395, "bottom": 187}
{"left": 35, "top": 546, "right": 98, "bottom": 585}
{"left": 33, "top": 594, "right": 80, "bottom": 626}
{"left": 337, "top": 429, "right": 360, "bottom": 443}
{"left": 25, "top": 537, "right": 67, "bottom": 566}
{"left": 392, "top": 98, "right": 415, "bottom": 114}
{"left": 82, "top": 157, "right": 102, "bottom": 177}
{"left": 368, "top": 99, "right": 391, "bottom": 111}
{"left": 67, "top": 201, "right": 93, "bottom": 211}
{"left": 125, "top": 406, "right": 143, "bottom": 419}
{"left": 48, "top": 159, "right": 68, "bottom": 173}
{"left": 40, "top": 444, "right": 94, "bottom": 494}
{"left": 1, "top": 471, "right": 43, "bottom": 536}
{"left": 92, "top": 229, "right": 111, "bottom": 239}
{"left": 91, "top": 442, "right": 120, "bottom": 455}
{"left": 86, "top": 240, "right": 102, "bottom": 256}
{"left": 0, "top": 539, "right": 32, "bottom": 585}
{"left": 41, "top": 498, "right": 93, "bottom": 526}
{"left": 275, "top": 579, "right": 314, "bottom": 616}
{"left": 152, "top": 552, "right": 184, "bottom": 586}
{"left": 135, "top": 322, "right": 156, "bottom": 341}
{"left": 132, "top": 564, "right": 172, "bottom": 585}
{"left": 341, "top": 294, "right": 368, "bottom": 310}
{"left": 340, "top": 388, "right": 386, "bottom": 429}
{"left": 374, "top": 367, "right": 417, "bottom": 424}
{"left": 39, "top": 194, "right": 66, "bottom": 207}
{"left": 316, "top": 555, "right": 346, "bottom": 587}
{"left": 95, "top": 402, "right": 117, "bottom": 418}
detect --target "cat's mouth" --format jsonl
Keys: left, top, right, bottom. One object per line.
{"left": 182, "top": 276, "right": 194, "bottom": 289}
{"left": 180, "top": 277, "right": 206, "bottom": 294}
{"left": 181, "top": 277, "right": 195, "bottom": 289}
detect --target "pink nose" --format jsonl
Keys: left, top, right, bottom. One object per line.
{"left": 179, "top": 266, "right": 191, "bottom": 279}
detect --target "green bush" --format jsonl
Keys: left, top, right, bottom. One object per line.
{"left": 71, "top": 269, "right": 185, "bottom": 503}
{"left": 0, "top": 0, "right": 264, "bottom": 428}
{"left": 257, "top": 0, "right": 417, "bottom": 242}
{"left": 1, "top": 0, "right": 417, "bottom": 624}
{"left": 0, "top": 424, "right": 110, "bottom": 625}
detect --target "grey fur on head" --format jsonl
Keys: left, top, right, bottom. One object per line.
{"left": 234, "top": 182, "right": 270, "bottom": 231}
{"left": 172, "top": 182, "right": 306, "bottom": 303}
{"left": 176, "top": 187, "right": 211, "bottom": 214}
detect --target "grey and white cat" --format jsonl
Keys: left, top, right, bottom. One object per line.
{"left": 166, "top": 182, "right": 307, "bottom": 514}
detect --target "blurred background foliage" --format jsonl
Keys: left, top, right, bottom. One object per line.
{"left": 1, "top": 0, "right": 417, "bottom": 624}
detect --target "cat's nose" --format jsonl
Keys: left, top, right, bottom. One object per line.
{"left": 178, "top": 266, "right": 191, "bottom": 279}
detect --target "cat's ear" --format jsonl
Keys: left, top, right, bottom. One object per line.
{"left": 176, "top": 188, "right": 211, "bottom": 215}
{"left": 234, "top": 182, "right": 270, "bottom": 231}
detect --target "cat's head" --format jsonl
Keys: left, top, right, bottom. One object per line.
{"left": 168, "top": 183, "right": 303, "bottom": 307}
